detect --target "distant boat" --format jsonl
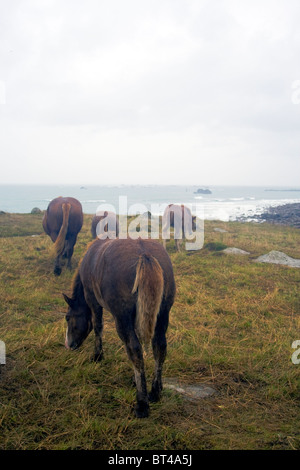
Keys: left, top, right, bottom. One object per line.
{"left": 80, "top": 186, "right": 87, "bottom": 190}
{"left": 194, "top": 188, "right": 212, "bottom": 194}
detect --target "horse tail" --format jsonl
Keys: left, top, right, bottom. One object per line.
{"left": 53, "top": 203, "right": 71, "bottom": 257}
{"left": 132, "top": 253, "right": 164, "bottom": 347}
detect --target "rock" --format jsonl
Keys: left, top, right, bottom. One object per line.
{"left": 254, "top": 203, "right": 300, "bottom": 228}
{"left": 223, "top": 247, "right": 250, "bottom": 255}
{"left": 31, "top": 207, "right": 42, "bottom": 214}
{"left": 214, "top": 228, "right": 228, "bottom": 233}
{"left": 0, "top": 211, "right": 6, "bottom": 215}
{"left": 194, "top": 188, "right": 212, "bottom": 194}
{"left": 163, "top": 378, "right": 216, "bottom": 401}
{"left": 255, "top": 250, "right": 300, "bottom": 268}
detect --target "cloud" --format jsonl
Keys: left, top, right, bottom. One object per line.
{"left": 0, "top": 0, "right": 300, "bottom": 184}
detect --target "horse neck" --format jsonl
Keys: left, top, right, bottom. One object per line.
{"left": 72, "top": 272, "right": 88, "bottom": 308}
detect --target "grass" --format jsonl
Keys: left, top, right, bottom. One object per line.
{"left": 0, "top": 214, "right": 299, "bottom": 450}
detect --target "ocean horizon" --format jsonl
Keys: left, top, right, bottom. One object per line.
{"left": 1, "top": 184, "right": 300, "bottom": 222}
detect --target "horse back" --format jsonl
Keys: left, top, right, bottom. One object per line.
{"left": 79, "top": 238, "right": 175, "bottom": 314}
{"left": 43, "top": 197, "right": 83, "bottom": 239}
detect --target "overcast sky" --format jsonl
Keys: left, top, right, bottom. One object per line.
{"left": 0, "top": 0, "right": 300, "bottom": 186}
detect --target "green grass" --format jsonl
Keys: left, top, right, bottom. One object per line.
{"left": 0, "top": 213, "right": 44, "bottom": 237}
{"left": 204, "top": 241, "right": 228, "bottom": 251}
{"left": 0, "top": 214, "right": 299, "bottom": 450}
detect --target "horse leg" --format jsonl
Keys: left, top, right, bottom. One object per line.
{"left": 65, "top": 236, "right": 76, "bottom": 270}
{"left": 49, "top": 231, "right": 62, "bottom": 275}
{"left": 175, "top": 239, "right": 181, "bottom": 252}
{"left": 66, "top": 244, "right": 73, "bottom": 270}
{"left": 92, "top": 305, "right": 104, "bottom": 362}
{"left": 115, "top": 317, "right": 149, "bottom": 418}
{"left": 84, "top": 290, "right": 104, "bottom": 362}
{"left": 149, "top": 306, "right": 169, "bottom": 403}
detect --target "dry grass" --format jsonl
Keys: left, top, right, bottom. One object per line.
{"left": 0, "top": 214, "right": 299, "bottom": 450}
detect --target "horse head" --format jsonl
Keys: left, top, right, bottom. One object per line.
{"left": 63, "top": 294, "right": 92, "bottom": 350}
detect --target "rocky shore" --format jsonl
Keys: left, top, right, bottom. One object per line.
{"left": 253, "top": 203, "right": 300, "bottom": 228}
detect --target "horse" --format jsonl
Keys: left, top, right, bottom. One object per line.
{"left": 42, "top": 197, "right": 83, "bottom": 276}
{"left": 91, "top": 211, "right": 119, "bottom": 239}
{"left": 162, "top": 204, "right": 196, "bottom": 252}
{"left": 63, "top": 237, "right": 176, "bottom": 418}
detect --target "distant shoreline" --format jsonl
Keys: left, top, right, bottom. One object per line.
{"left": 265, "top": 189, "right": 300, "bottom": 192}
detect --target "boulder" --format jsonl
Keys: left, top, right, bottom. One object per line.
{"left": 255, "top": 250, "right": 300, "bottom": 268}
{"left": 194, "top": 188, "right": 212, "bottom": 194}
{"left": 252, "top": 203, "right": 300, "bottom": 228}
{"left": 223, "top": 247, "right": 250, "bottom": 255}
{"left": 31, "top": 207, "right": 42, "bottom": 214}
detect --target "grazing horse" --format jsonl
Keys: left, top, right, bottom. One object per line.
{"left": 91, "top": 211, "right": 119, "bottom": 239}
{"left": 43, "top": 197, "right": 83, "bottom": 276}
{"left": 162, "top": 204, "right": 196, "bottom": 252}
{"left": 63, "top": 237, "right": 176, "bottom": 418}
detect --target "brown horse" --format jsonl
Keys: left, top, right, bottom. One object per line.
{"left": 63, "top": 237, "right": 176, "bottom": 418}
{"left": 91, "top": 211, "right": 119, "bottom": 239}
{"left": 43, "top": 197, "right": 83, "bottom": 275}
{"left": 162, "top": 204, "right": 196, "bottom": 252}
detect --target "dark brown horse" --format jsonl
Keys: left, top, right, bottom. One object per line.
{"left": 162, "top": 204, "right": 196, "bottom": 251}
{"left": 91, "top": 211, "right": 119, "bottom": 239}
{"left": 43, "top": 197, "right": 83, "bottom": 275}
{"left": 63, "top": 237, "right": 176, "bottom": 418}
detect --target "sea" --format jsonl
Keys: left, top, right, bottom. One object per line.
{"left": 1, "top": 184, "right": 300, "bottom": 222}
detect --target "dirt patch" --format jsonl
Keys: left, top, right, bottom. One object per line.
{"left": 214, "top": 228, "right": 228, "bottom": 233}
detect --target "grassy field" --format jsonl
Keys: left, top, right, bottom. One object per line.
{"left": 0, "top": 212, "right": 299, "bottom": 450}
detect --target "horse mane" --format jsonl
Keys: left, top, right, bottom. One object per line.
{"left": 71, "top": 270, "right": 86, "bottom": 305}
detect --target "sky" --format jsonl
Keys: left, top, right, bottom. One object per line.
{"left": 0, "top": 0, "right": 300, "bottom": 186}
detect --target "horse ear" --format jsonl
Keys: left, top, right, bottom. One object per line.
{"left": 62, "top": 293, "right": 75, "bottom": 308}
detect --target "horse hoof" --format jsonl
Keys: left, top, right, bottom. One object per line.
{"left": 148, "top": 382, "right": 162, "bottom": 402}
{"left": 91, "top": 352, "right": 103, "bottom": 362}
{"left": 54, "top": 267, "right": 62, "bottom": 276}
